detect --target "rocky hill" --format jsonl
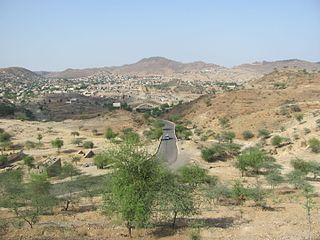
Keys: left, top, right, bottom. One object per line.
{"left": 109, "top": 56, "right": 224, "bottom": 75}
{"left": 166, "top": 70, "right": 320, "bottom": 136}
{"left": 0, "top": 67, "right": 43, "bottom": 82}
{"left": 40, "top": 68, "right": 110, "bottom": 79}
{"left": 234, "top": 59, "right": 320, "bottom": 74}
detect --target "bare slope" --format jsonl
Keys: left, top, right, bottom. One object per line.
{"left": 235, "top": 59, "right": 320, "bottom": 74}
{"left": 166, "top": 70, "right": 320, "bottom": 136}
{"left": 0, "top": 67, "right": 42, "bottom": 82}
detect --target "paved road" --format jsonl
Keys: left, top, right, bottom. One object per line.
{"left": 156, "top": 120, "right": 178, "bottom": 165}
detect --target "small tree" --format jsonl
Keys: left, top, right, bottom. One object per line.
{"left": 71, "top": 131, "right": 80, "bottom": 138}
{"left": 294, "top": 113, "right": 304, "bottom": 123}
{"left": 71, "top": 138, "right": 82, "bottom": 147}
{"left": 103, "top": 144, "right": 165, "bottom": 237}
{"left": 242, "top": 130, "right": 254, "bottom": 140}
{"left": 265, "top": 170, "right": 284, "bottom": 189}
{"left": 71, "top": 155, "right": 81, "bottom": 165}
{"left": 156, "top": 172, "right": 196, "bottom": 229}
{"left": 121, "top": 129, "right": 140, "bottom": 145}
{"left": 230, "top": 180, "right": 248, "bottom": 205}
{"left": 247, "top": 184, "right": 268, "bottom": 208}
{"left": 201, "top": 143, "right": 240, "bottom": 162}
{"left": 9, "top": 173, "right": 55, "bottom": 228}
{"left": 218, "top": 117, "right": 230, "bottom": 129}
{"left": 23, "top": 155, "right": 34, "bottom": 169}
{"left": 258, "top": 128, "right": 271, "bottom": 139}
{"left": 0, "top": 155, "right": 8, "bottom": 166}
{"left": 37, "top": 133, "right": 43, "bottom": 143}
{"left": 105, "top": 127, "right": 117, "bottom": 140}
{"left": 92, "top": 129, "right": 98, "bottom": 136}
{"left": 60, "top": 162, "right": 80, "bottom": 179}
{"left": 308, "top": 138, "right": 320, "bottom": 153}
{"left": 83, "top": 141, "right": 94, "bottom": 149}
{"left": 235, "top": 148, "right": 278, "bottom": 176}
{"left": 286, "top": 170, "right": 308, "bottom": 189}
{"left": 51, "top": 138, "right": 64, "bottom": 153}
{"left": 271, "top": 135, "right": 283, "bottom": 147}
{"left": 220, "top": 131, "right": 236, "bottom": 143}
{"left": 178, "top": 165, "right": 214, "bottom": 188}
{"left": 93, "top": 152, "right": 111, "bottom": 169}
{"left": 303, "top": 184, "right": 315, "bottom": 240}
{"left": 0, "top": 130, "right": 11, "bottom": 154}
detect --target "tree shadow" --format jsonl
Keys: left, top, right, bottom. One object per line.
{"left": 62, "top": 149, "right": 78, "bottom": 154}
{"left": 152, "top": 217, "right": 236, "bottom": 238}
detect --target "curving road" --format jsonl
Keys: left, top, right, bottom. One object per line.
{"left": 156, "top": 120, "right": 178, "bottom": 165}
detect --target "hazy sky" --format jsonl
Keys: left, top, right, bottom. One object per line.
{"left": 0, "top": 0, "right": 319, "bottom": 71}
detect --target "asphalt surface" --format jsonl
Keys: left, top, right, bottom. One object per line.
{"left": 156, "top": 120, "right": 178, "bottom": 165}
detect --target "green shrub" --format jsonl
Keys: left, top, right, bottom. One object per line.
{"left": 286, "top": 170, "right": 308, "bottom": 189}
{"left": 265, "top": 170, "right": 284, "bottom": 189}
{"left": 105, "top": 127, "right": 117, "bottom": 139}
{"left": 291, "top": 158, "right": 320, "bottom": 179}
{"left": 294, "top": 113, "right": 304, "bottom": 123}
{"left": 24, "top": 140, "right": 37, "bottom": 150}
{"left": 218, "top": 117, "right": 230, "bottom": 129}
{"left": 308, "top": 138, "right": 320, "bottom": 153}
{"left": 258, "top": 128, "right": 271, "bottom": 139}
{"left": 304, "top": 128, "right": 311, "bottom": 135}
{"left": 235, "top": 148, "right": 278, "bottom": 176}
{"left": 83, "top": 141, "right": 94, "bottom": 149}
{"left": 271, "top": 135, "right": 284, "bottom": 147}
{"left": 51, "top": 138, "right": 64, "bottom": 152}
{"left": 273, "top": 82, "right": 287, "bottom": 89}
{"left": 94, "top": 152, "right": 111, "bottom": 169}
{"left": 121, "top": 129, "right": 140, "bottom": 144}
{"left": 59, "top": 162, "right": 81, "bottom": 179}
{"left": 247, "top": 184, "right": 268, "bottom": 207}
{"left": 230, "top": 180, "right": 248, "bottom": 205}
{"left": 71, "top": 138, "right": 83, "bottom": 146}
{"left": 175, "top": 124, "right": 192, "bottom": 140}
{"left": 23, "top": 155, "right": 34, "bottom": 168}
{"left": 242, "top": 130, "right": 254, "bottom": 140}
{"left": 219, "top": 131, "right": 236, "bottom": 143}
{"left": 0, "top": 155, "right": 8, "bottom": 166}
{"left": 201, "top": 143, "right": 241, "bottom": 162}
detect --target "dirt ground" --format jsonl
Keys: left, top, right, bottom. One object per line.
{"left": 1, "top": 105, "right": 320, "bottom": 239}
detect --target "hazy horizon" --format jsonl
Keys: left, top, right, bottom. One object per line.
{"left": 0, "top": 0, "right": 319, "bottom": 71}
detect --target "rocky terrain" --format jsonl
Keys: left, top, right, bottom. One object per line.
{"left": 1, "top": 60, "right": 320, "bottom": 240}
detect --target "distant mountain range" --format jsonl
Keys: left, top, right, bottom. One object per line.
{"left": 1, "top": 57, "right": 320, "bottom": 81}
{"left": 235, "top": 59, "right": 320, "bottom": 74}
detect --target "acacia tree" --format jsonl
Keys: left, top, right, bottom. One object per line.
{"left": 158, "top": 176, "right": 195, "bottom": 229}
{"left": 51, "top": 138, "right": 64, "bottom": 153}
{"left": 303, "top": 184, "right": 315, "bottom": 240}
{"left": 234, "top": 148, "right": 279, "bottom": 176}
{"left": 155, "top": 165, "right": 212, "bottom": 229}
{"left": 103, "top": 143, "right": 164, "bottom": 237}
{"left": 0, "top": 171, "right": 55, "bottom": 228}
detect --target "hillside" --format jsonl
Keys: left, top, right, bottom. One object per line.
{"left": 235, "top": 59, "right": 320, "bottom": 74}
{"left": 0, "top": 67, "right": 42, "bottom": 82}
{"left": 109, "top": 56, "right": 224, "bottom": 75}
{"left": 166, "top": 70, "right": 320, "bottom": 136}
{"left": 38, "top": 57, "right": 260, "bottom": 82}
{"left": 42, "top": 68, "right": 109, "bottom": 79}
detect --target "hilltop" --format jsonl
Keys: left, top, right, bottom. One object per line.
{"left": 0, "top": 67, "right": 43, "bottom": 82}
{"left": 1, "top": 58, "right": 319, "bottom": 82}
{"left": 235, "top": 59, "right": 320, "bottom": 74}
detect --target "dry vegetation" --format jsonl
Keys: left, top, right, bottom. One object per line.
{"left": 1, "top": 70, "right": 320, "bottom": 240}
